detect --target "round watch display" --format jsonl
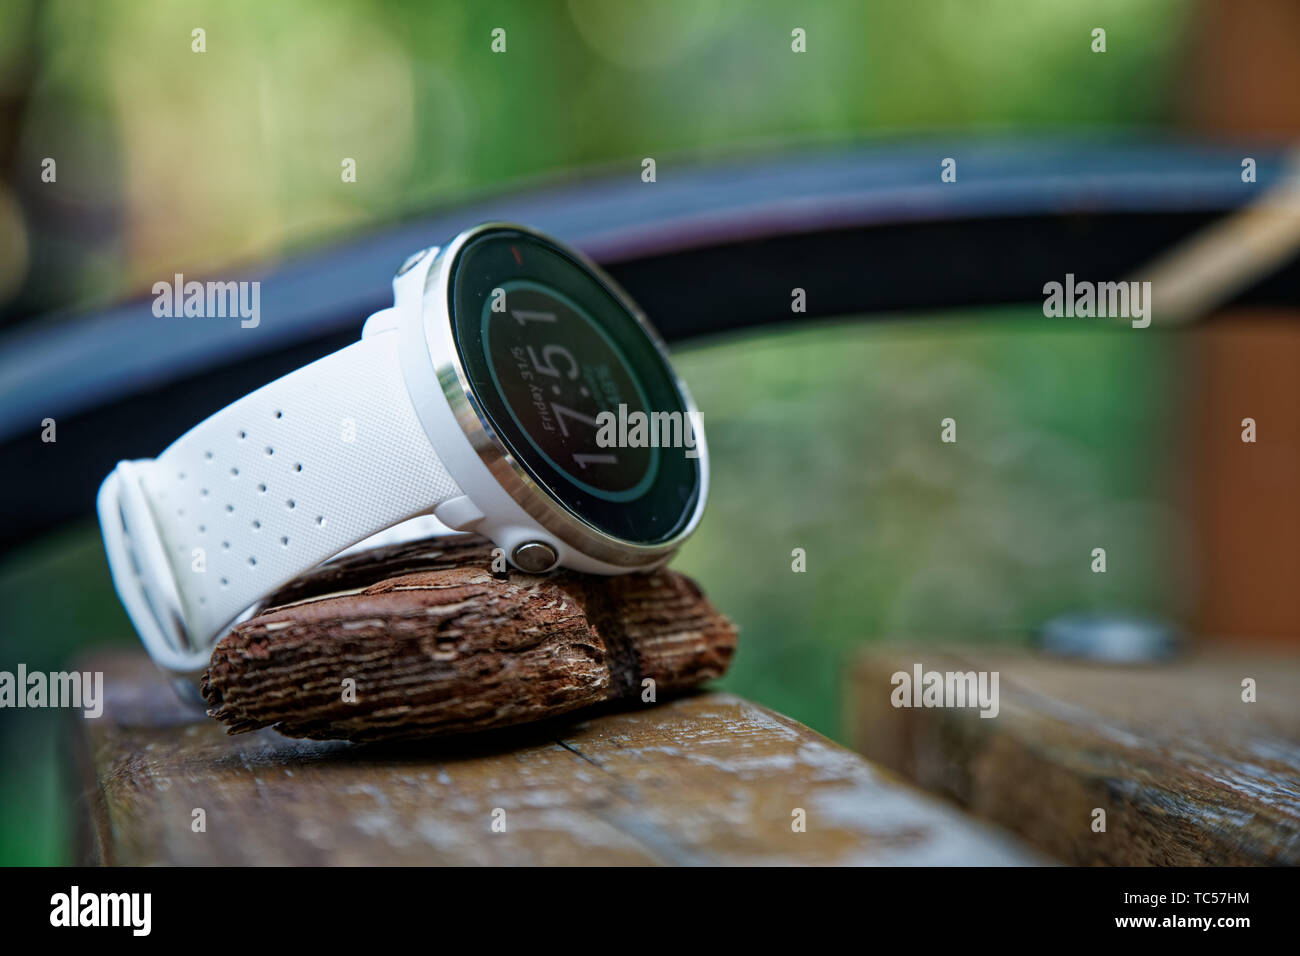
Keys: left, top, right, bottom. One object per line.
{"left": 446, "top": 227, "right": 702, "bottom": 546}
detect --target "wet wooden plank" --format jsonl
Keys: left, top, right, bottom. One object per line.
{"left": 848, "top": 647, "right": 1300, "bottom": 865}
{"left": 71, "top": 652, "right": 1041, "bottom": 866}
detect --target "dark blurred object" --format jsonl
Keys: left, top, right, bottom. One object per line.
{"left": 4, "top": 140, "right": 1300, "bottom": 552}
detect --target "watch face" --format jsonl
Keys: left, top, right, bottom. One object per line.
{"left": 447, "top": 227, "right": 702, "bottom": 546}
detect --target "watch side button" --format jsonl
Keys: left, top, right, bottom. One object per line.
{"left": 512, "top": 541, "right": 558, "bottom": 574}
{"left": 396, "top": 245, "right": 437, "bottom": 277}
{"left": 432, "top": 495, "right": 485, "bottom": 531}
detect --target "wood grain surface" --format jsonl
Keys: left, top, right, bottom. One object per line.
{"left": 848, "top": 647, "right": 1300, "bottom": 865}
{"left": 201, "top": 537, "right": 735, "bottom": 741}
{"left": 71, "top": 652, "right": 1042, "bottom": 866}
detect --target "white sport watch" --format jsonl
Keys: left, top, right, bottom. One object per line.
{"left": 98, "top": 223, "right": 709, "bottom": 678}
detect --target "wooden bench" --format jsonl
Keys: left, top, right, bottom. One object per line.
{"left": 70, "top": 652, "right": 1042, "bottom": 866}
{"left": 849, "top": 647, "right": 1300, "bottom": 866}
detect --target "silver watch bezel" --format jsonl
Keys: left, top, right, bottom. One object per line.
{"left": 421, "top": 222, "right": 708, "bottom": 569}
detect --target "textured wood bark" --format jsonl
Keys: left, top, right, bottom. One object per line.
{"left": 73, "top": 651, "right": 1042, "bottom": 865}
{"left": 848, "top": 647, "right": 1300, "bottom": 865}
{"left": 200, "top": 536, "right": 736, "bottom": 742}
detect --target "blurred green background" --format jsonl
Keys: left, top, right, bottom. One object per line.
{"left": 1, "top": 0, "right": 1191, "bottom": 864}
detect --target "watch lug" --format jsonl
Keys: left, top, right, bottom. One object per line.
{"left": 433, "top": 494, "right": 486, "bottom": 531}
{"left": 361, "top": 308, "right": 399, "bottom": 338}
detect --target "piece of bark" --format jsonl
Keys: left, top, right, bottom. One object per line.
{"left": 200, "top": 536, "right": 736, "bottom": 742}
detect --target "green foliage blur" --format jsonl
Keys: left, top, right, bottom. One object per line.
{"left": 673, "top": 314, "right": 1181, "bottom": 733}
{"left": 0, "top": 0, "right": 1182, "bottom": 317}
{"left": 0, "top": 0, "right": 1187, "bottom": 864}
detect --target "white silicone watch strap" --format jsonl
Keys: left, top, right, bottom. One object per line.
{"left": 139, "top": 329, "right": 460, "bottom": 647}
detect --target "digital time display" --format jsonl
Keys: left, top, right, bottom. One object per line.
{"left": 482, "top": 280, "right": 658, "bottom": 502}
{"left": 448, "top": 228, "right": 701, "bottom": 545}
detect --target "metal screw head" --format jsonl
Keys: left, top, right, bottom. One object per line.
{"left": 511, "top": 541, "right": 558, "bottom": 574}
